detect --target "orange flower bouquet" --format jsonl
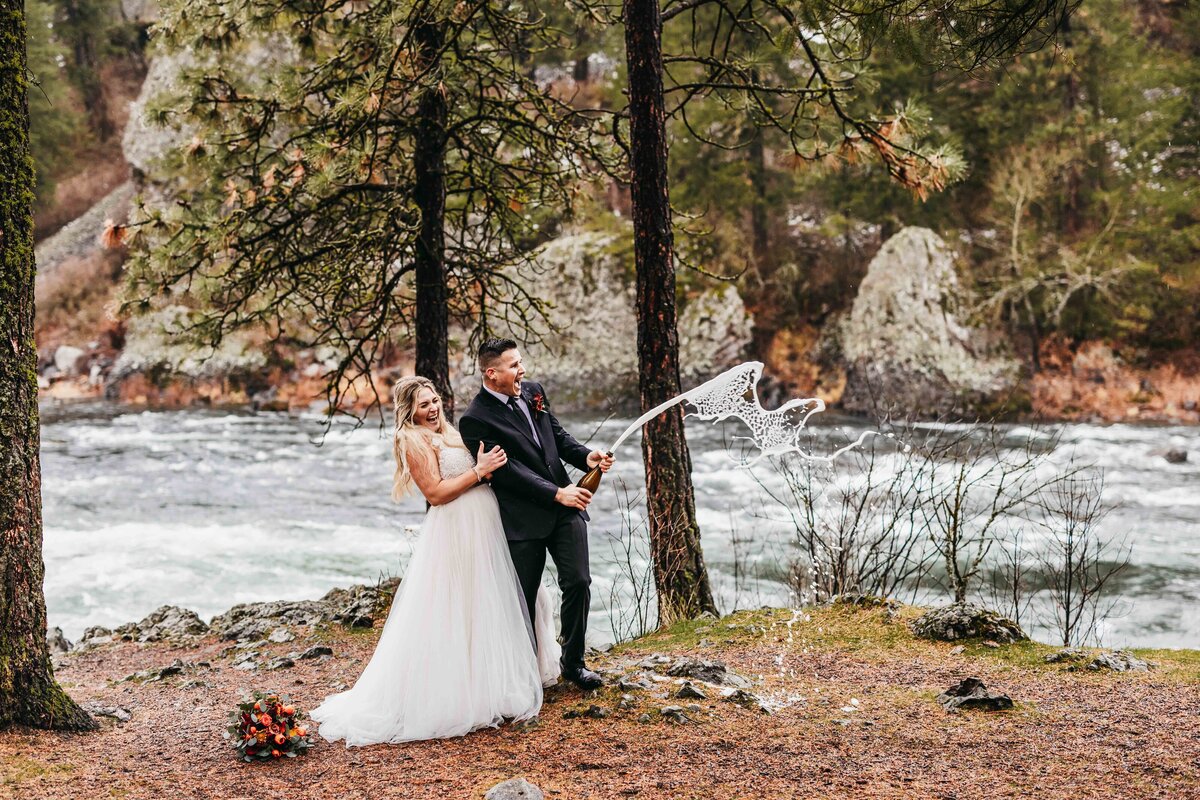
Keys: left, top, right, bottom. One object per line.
{"left": 227, "top": 692, "right": 313, "bottom": 762}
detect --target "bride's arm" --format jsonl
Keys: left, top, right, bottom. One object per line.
{"left": 408, "top": 440, "right": 505, "bottom": 507}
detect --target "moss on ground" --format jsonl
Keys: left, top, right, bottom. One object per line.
{"left": 617, "top": 604, "right": 1200, "bottom": 685}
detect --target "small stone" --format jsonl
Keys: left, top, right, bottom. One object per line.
{"left": 659, "top": 705, "right": 693, "bottom": 724}
{"left": 674, "top": 682, "right": 708, "bottom": 700}
{"left": 46, "top": 627, "right": 72, "bottom": 655}
{"left": 637, "top": 654, "right": 672, "bottom": 670}
{"left": 297, "top": 645, "right": 334, "bottom": 660}
{"left": 949, "top": 645, "right": 965, "bottom": 655}
{"left": 1164, "top": 449, "right": 1188, "bottom": 464}
{"left": 180, "top": 679, "right": 208, "bottom": 690}
{"left": 484, "top": 777, "right": 545, "bottom": 800}
{"left": 268, "top": 627, "right": 295, "bottom": 643}
{"left": 1087, "top": 650, "right": 1151, "bottom": 673}
{"left": 83, "top": 704, "right": 132, "bottom": 724}
{"left": 665, "top": 657, "right": 751, "bottom": 688}
{"left": 685, "top": 704, "right": 702, "bottom": 713}
{"left": 618, "top": 674, "right": 654, "bottom": 691}
{"left": 637, "top": 713, "right": 653, "bottom": 724}
{"left": 583, "top": 704, "right": 609, "bottom": 719}
{"left": 1044, "top": 647, "right": 1090, "bottom": 664}
{"left": 232, "top": 651, "right": 259, "bottom": 666}
{"left": 157, "top": 659, "right": 186, "bottom": 679}
{"left": 54, "top": 345, "right": 85, "bottom": 375}
{"left": 265, "top": 656, "right": 295, "bottom": 671}
{"left": 233, "top": 660, "right": 258, "bottom": 672}
{"left": 722, "top": 689, "right": 770, "bottom": 713}
{"left": 936, "top": 678, "right": 1013, "bottom": 712}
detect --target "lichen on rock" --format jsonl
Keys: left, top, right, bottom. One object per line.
{"left": 839, "top": 227, "right": 1019, "bottom": 417}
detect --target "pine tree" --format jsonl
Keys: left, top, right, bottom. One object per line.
{"left": 0, "top": 0, "right": 95, "bottom": 732}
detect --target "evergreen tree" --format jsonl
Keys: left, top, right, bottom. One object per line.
{"left": 0, "top": 0, "right": 95, "bottom": 732}
{"left": 124, "top": 0, "right": 613, "bottom": 416}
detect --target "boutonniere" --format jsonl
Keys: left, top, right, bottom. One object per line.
{"left": 531, "top": 392, "right": 546, "bottom": 416}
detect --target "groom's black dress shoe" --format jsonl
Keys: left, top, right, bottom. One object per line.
{"left": 563, "top": 666, "right": 604, "bottom": 690}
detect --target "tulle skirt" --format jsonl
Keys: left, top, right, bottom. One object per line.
{"left": 311, "top": 484, "right": 560, "bottom": 746}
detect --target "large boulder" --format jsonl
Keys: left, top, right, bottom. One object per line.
{"left": 840, "top": 227, "right": 1019, "bottom": 417}
{"left": 485, "top": 778, "right": 545, "bottom": 800}
{"left": 451, "top": 230, "right": 753, "bottom": 411}
{"left": 910, "top": 603, "right": 1027, "bottom": 644}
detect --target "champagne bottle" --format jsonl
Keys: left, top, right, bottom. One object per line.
{"left": 577, "top": 451, "right": 612, "bottom": 493}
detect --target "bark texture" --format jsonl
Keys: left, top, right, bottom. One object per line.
{"left": 0, "top": 0, "right": 95, "bottom": 731}
{"left": 412, "top": 15, "right": 452, "bottom": 418}
{"left": 623, "top": 0, "right": 717, "bottom": 624}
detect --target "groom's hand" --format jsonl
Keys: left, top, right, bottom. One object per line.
{"left": 555, "top": 486, "right": 593, "bottom": 510}
{"left": 587, "top": 451, "right": 615, "bottom": 473}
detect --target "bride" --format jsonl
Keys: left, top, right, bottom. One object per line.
{"left": 311, "top": 376, "right": 561, "bottom": 746}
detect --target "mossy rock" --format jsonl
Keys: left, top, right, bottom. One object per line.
{"left": 909, "top": 603, "right": 1027, "bottom": 644}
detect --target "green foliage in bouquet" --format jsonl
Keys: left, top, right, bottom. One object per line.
{"left": 227, "top": 692, "right": 313, "bottom": 762}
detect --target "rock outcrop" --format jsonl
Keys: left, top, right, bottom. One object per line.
{"left": 209, "top": 578, "right": 400, "bottom": 642}
{"left": 839, "top": 227, "right": 1019, "bottom": 417}
{"left": 76, "top": 605, "right": 209, "bottom": 650}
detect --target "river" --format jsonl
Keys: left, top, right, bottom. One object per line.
{"left": 40, "top": 403, "right": 1200, "bottom": 649}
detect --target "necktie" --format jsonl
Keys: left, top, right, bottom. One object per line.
{"left": 508, "top": 397, "right": 539, "bottom": 445}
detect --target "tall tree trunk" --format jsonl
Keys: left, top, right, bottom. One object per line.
{"left": 748, "top": 127, "right": 769, "bottom": 273}
{"left": 412, "top": 16, "right": 452, "bottom": 418}
{"left": 1059, "top": 13, "right": 1081, "bottom": 237}
{"left": 62, "top": 0, "right": 113, "bottom": 140}
{"left": 622, "top": 0, "right": 717, "bottom": 624}
{"left": 0, "top": 0, "right": 95, "bottom": 731}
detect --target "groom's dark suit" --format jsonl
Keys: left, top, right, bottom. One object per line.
{"left": 458, "top": 381, "right": 594, "bottom": 673}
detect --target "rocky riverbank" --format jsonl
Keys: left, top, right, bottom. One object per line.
{"left": 8, "top": 593, "right": 1199, "bottom": 799}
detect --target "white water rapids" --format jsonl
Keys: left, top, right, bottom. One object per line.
{"left": 40, "top": 403, "right": 1200, "bottom": 648}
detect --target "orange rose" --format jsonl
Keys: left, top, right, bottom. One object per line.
{"left": 271, "top": 750, "right": 281, "bottom": 758}
{"left": 281, "top": 705, "right": 295, "bottom": 716}
{"left": 248, "top": 726, "right": 257, "bottom": 734}
{"left": 254, "top": 702, "right": 261, "bottom": 711}
{"left": 295, "top": 727, "right": 307, "bottom": 737}
{"left": 259, "top": 714, "right": 272, "bottom": 726}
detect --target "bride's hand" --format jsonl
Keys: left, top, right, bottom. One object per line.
{"left": 476, "top": 442, "right": 507, "bottom": 477}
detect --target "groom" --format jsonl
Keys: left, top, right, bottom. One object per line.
{"left": 459, "top": 338, "right": 614, "bottom": 690}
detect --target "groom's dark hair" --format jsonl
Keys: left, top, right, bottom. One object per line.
{"left": 478, "top": 337, "right": 518, "bottom": 371}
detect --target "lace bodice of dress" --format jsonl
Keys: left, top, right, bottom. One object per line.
{"left": 431, "top": 435, "right": 476, "bottom": 481}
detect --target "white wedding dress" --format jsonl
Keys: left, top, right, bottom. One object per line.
{"left": 311, "top": 435, "right": 561, "bottom": 746}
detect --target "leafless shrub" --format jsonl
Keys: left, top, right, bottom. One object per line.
{"left": 754, "top": 439, "right": 935, "bottom": 605}
{"left": 985, "top": 525, "right": 1036, "bottom": 632}
{"left": 597, "top": 480, "right": 657, "bottom": 643}
{"left": 1035, "top": 472, "right": 1130, "bottom": 646}
{"left": 915, "top": 425, "right": 1074, "bottom": 603}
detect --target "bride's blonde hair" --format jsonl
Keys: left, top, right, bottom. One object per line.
{"left": 390, "top": 376, "right": 466, "bottom": 500}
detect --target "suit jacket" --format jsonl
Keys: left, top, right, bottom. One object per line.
{"left": 458, "top": 381, "right": 593, "bottom": 541}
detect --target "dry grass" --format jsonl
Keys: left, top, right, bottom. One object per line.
{"left": 2, "top": 605, "right": 1195, "bottom": 800}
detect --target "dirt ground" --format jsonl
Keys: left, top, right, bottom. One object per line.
{"left": 3, "top": 606, "right": 1197, "bottom": 800}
